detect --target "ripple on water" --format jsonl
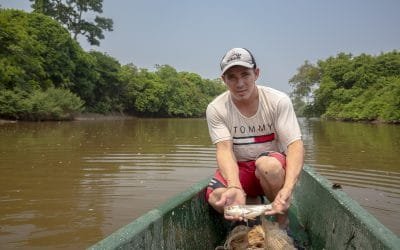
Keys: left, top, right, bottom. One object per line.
{"left": 312, "top": 164, "right": 400, "bottom": 234}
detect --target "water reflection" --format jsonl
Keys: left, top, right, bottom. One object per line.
{"left": 0, "top": 118, "right": 399, "bottom": 249}
{"left": 302, "top": 118, "right": 400, "bottom": 171}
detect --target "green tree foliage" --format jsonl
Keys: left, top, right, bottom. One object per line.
{"left": 0, "top": 88, "right": 84, "bottom": 121}
{"left": 289, "top": 61, "right": 321, "bottom": 116}
{"left": 0, "top": 9, "right": 225, "bottom": 120}
{"left": 0, "top": 9, "right": 79, "bottom": 90}
{"left": 118, "top": 63, "right": 139, "bottom": 112}
{"left": 30, "top": 0, "right": 113, "bottom": 46}
{"left": 291, "top": 51, "right": 400, "bottom": 122}
{"left": 118, "top": 65, "right": 226, "bottom": 117}
{"left": 0, "top": 9, "right": 90, "bottom": 120}
{"left": 289, "top": 60, "right": 320, "bottom": 101}
{"left": 84, "top": 51, "right": 123, "bottom": 113}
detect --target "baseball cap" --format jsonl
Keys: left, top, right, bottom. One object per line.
{"left": 220, "top": 48, "right": 256, "bottom": 75}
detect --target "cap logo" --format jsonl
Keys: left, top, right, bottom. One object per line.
{"left": 220, "top": 48, "right": 255, "bottom": 73}
{"left": 227, "top": 53, "right": 242, "bottom": 63}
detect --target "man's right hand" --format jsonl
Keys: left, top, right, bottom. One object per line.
{"left": 215, "top": 187, "right": 246, "bottom": 220}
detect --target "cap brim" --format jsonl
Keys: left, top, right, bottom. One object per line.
{"left": 221, "top": 61, "right": 254, "bottom": 75}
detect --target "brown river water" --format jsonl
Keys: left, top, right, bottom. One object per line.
{"left": 0, "top": 118, "right": 399, "bottom": 249}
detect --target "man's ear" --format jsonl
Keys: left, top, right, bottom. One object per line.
{"left": 254, "top": 68, "right": 260, "bottom": 80}
{"left": 221, "top": 74, "right": 227, "bottom": 84}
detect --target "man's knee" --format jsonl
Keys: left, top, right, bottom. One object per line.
{"left": 255, "top": 156, "right": 284, "bottom": 176}
{"left": 255, "top": 156, "right": 285, "bottom": 189}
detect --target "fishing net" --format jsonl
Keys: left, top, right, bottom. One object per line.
{"left": 215, "top": 217, "right": 296, "bottom": 250}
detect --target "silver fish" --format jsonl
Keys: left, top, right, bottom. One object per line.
{"left": 224, "top": 204, "right": 273, "bottom": 220}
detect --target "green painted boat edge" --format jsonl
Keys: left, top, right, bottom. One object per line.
{"left": 292, "top": 165, "right": 399, "bottom": 249}
{"left": 89, "top": 165, "right": 400, "bottom": 249}
{"left": 88, "top": 177, "right": 228, "bottom": 249}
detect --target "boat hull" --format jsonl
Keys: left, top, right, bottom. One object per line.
{"left": 89, "top": 165, "right": 399, "bottom": 249}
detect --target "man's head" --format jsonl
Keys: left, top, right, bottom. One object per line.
{"left": 220, "top": 48, "right": 259, "bottom": 102}
{"left": 220, "top": 48, "right": 257, "bottom": 75}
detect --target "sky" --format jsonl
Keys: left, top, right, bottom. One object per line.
{"left": 1, "top": 0, "right": 400, "bottom": 93}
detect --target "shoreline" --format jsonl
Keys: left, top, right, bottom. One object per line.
{"left": 1, "top": 115, "right": 399, "bottom": 124}
{"left": 0, "top": 113, "right": 137, "bottom": 123}
{"left": 74, "top": 113, "right": 136, "bottom": 121}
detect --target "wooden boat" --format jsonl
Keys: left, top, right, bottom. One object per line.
{"left": 89, "top": 166, "right": 399, "bottom": 249}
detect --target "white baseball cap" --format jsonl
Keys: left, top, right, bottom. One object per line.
{"left": 220, "top": 48, "right": 256, "bottom": 75}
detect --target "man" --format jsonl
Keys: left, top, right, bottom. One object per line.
{"left": 205, "top": 48, "right": 304, "bottom": 228}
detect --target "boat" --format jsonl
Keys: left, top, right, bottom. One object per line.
{"left": 89, "top": 165, "right": 399, "bottom": 249}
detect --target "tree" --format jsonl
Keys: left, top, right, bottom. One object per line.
{"left": 0, "top": 9, "right": 93, "bottom": 120}
{"left": 289, "top": 60, "right": 320, "bottom": 116}
{"left": 30, "top": 0, "right": 113, "bottom": 46}
{"left": 86, "top": 51, "right": 123, "bottom": 113}
{"left": 295, "top": 51, "right": 400, "bottom": 122}
{"left": 1, "top": 10, "right": 227, "bottom": 119}
{"left": 0, "top": 9, "right": 88, "bottom": 91}
{"left": 289, "top": 61, "right": 320, "bottom": 101}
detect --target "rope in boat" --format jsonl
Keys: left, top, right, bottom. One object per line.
{"left": 215, "top": 217, "right": 296, "bottom": 250}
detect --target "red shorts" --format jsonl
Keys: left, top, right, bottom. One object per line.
{"left": 206, "top": 152, "right": 286, "bottom": 201}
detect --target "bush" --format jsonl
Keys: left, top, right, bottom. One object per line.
{"left": 0, "top": 88, "right": 84, "bottom": 121}
{"left": 0, "top": 89, "right": 30, "bottom": 119}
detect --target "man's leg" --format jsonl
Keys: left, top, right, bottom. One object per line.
{"left": 254, "top": 153, "right": 287, "bottom": 227}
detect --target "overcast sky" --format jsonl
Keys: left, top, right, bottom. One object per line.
{"left": 1, "top": 0, "right": 399, "bottom": 93}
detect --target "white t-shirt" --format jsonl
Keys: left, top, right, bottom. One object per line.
{"left": 206, "top": 85, "right": 302, "bottom": 162}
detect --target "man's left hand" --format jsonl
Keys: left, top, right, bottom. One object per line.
{"left": 264, "top": 187, "right": 292, "bottom": 215}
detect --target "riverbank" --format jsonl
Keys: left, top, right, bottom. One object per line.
{"left": 2, "top": 114, "right": 399, "bottom": 124}
{"left": 303, "top": 116, "right": 400, "bottom": 125}
{"left": 74, "top": 113, "right": 136, "bottom": 121}
{"left": 0, "top": 119, "right": 17, "bottom": 124}
{"left": 0, "top": 113, "right": 136, "bottom": 123}
{"left": 334, "top": 118, "right": 400, "bottom": 125}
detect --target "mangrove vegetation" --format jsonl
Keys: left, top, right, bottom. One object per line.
{"left": 290, "top": 51, "right": 400, "bottom": 123}
{"left": 0, "top": 9, "right": 226, "bottom": 120}
{"left": 1, "top": 6, "right": 399, "bottom": 123}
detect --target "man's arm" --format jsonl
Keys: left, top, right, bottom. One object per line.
{"left": 216, "top": 140, "right": 241, "bottom": 188}
{"left": 214, "top": 140, "right": 246, "bottom": 207}
{"left": 266, "top": 139, "right": 304, "bottom": 215}
{"left": 283, "top": 139, "right": 304, "bottom": 192}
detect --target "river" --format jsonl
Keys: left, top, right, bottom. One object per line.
{"left": 0, "top": 118, "right": 399, "bottom": 249}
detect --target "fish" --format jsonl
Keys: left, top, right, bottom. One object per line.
{"left": 224, "top": 204, "right": 273, "bottom": 220}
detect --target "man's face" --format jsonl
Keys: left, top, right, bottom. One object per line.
{"left": 222, "top": 66, "right": 259, "bottom": 101}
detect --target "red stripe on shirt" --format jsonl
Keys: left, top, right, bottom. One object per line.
{"left": 253, "top": 133, "right": 275, "bottom": 143}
